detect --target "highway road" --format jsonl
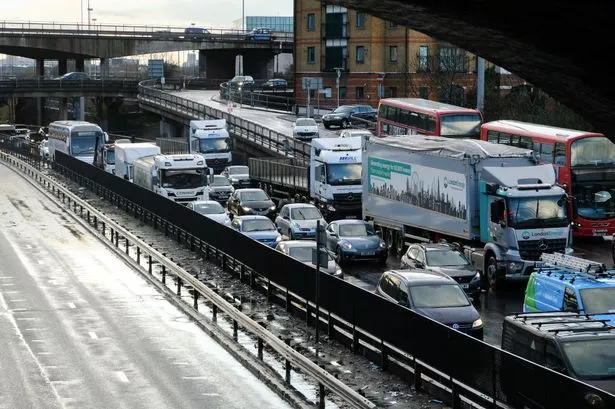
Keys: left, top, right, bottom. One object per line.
{"left": 168, "top": 89, "right": 342, "bottom": 139}
{"left": 0, "top": 163, "right": 293, "bottom": 409}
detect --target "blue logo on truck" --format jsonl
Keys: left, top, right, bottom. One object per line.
{"left": 522, "top": 231, "right": 531, "bottom": 240}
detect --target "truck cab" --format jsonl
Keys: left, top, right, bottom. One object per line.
{"left": 189, "top": 119, "right": 232, "bottom": 173}
{"left": 310, "top": 137, "right": 362, "bottom": 221}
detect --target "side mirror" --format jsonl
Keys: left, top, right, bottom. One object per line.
{"left": 283, "top": 215, "right": 290, "bottom": 220}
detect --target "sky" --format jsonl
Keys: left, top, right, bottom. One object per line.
{"left": 2, "top": 0, "right": 294, "bottom": 28}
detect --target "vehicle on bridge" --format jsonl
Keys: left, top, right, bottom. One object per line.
{"left": 480, "top": 120, "right": 615, "bottom": 239}
{"left": 47, "top": 120, "right": 106, "bottom": 164}
{"left": 322, "top": 104, "right": 377, "bottom": 129}
{"left": 228, "top": 75, "right": 255, "bottom": 92}
{"left": 376, "top": 98, "right": 483, "bottom": 138}
{"left": 114, "top": 142, "right": 161, "bottom": 181}
{"left": 363, "top": 135, "right": 573, "bottom": 290}
{"left": 54, "top": 72, "right": 90, "bottom": 81}
{"left": 261, "top": 78, "right": 287, "bottom": 91}
{"left": 183, "top": 26, "right": 214, "bottom": 41}
{"left": 245, "top": 27, "right": 275, "bottom": 41}
{"left": 249, "top": 137, "right": 363, "bottom": 221}
{"left": 132, "top": 153, "right": 212, "bottom": 204}
{"left": 292, "top": 117, "right": 319, "bottom": 140}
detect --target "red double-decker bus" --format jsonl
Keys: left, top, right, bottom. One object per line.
{"left": 376, "top": 98, "right": 484, "bottom": 138}
{"left": 481, "top": 120, "right": 615, "bottom": 238}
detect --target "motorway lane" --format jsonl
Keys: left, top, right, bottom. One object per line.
{"left": 168, "top": 89, "right": 342, "bottom": 139}
{"left": 0, "top": 164, "right": 293, "bottom": 409}
{"left": 343, "top": 237, "right": 614, "bottom": 347}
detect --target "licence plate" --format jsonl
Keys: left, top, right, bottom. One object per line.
{"left": 593, "top": 229, "right": 607, "bottom": 236}
{"left": 346, "top": 215, "right": 358, "bottom": 219}
{"left": 362, "top": 251, "right": 375, "bottom": 256}
{"left": 461, "top": 284, "right": 469, "bottom": 289}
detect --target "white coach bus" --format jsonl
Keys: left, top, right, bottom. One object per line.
{"left": 48, "top": 120, "right": 107, "bottom": 164}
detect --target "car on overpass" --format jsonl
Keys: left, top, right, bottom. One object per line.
{"left": 245, "top": 27, "right": 275, "bottom": 41}
{"left": 55, "top": 72, "right": 90, "bottom": 81}
{"left": 228, "top": 75, "right": 255, "bottom": 92}
{"left": 183, "top": 26, "right": 215, "bottom": 41}
{"left": 262, "top": 78, "right": 287, "bottom": 91}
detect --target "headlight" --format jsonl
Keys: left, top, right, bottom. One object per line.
{"left": 379, "top": 240, "right": 387, "bottom": 248}
{"left": 334, "top": 268, "right": 343, "bottom": 277}
{"left": 268, "top": 205, "right": 276, "bottom": 211}
{"left": 275, "top": 235, "right": 283, "bottom": 242}
{"left": 231, "top": 178, "right": 238, "bottom": 182}
{"left": 472, "top": 318, "right": 483, "bottom": 328}
{"left": 471, "top": 272, "right": 480, "bottom": 281}
{"left": 341, "top": 241, "right": 352, "bottom": 250}
{"left": 242, "top": 206, "right": 251, "bottom": 212}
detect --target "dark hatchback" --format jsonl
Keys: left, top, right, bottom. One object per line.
{"left": 401, "top": 243, "right": 482, "bottom": 302}
{"left": 375, "top": 269, "right": 484, "bottom": 339}
{"left": 226, "top": 188, "right": 277, "bottom": 219}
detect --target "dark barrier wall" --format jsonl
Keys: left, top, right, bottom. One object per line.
{"left": 53, "top": 151, "right": 615, "bottom": 409}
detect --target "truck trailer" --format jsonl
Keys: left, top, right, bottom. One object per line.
{"left": 363, "top": 135, "right": 573, "bottom": 290}
{"left": 156, "top": 119, "right": 232, "bottom": 173}
{"left": 249, "top": 137, "right": 363, "bottom": 220}
{"left": 132, "top": 153, "right": 212, "bottom": 204}
{"left": 115, "top": 142, "right": 161, "bottom": 181}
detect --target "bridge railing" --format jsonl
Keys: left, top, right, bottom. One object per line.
{"left": 0, "top": 20, "right": 293, "bottom": 42}
{"left": 219, "top": 82, "right": 294, "bottom": 112}
{"left": 0, "top": 77, "right": 141, "bottom": 91}
{"left": 138, "top": 79, "right": 310, "bottom": 163}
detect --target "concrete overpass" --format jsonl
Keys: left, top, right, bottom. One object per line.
{"left": 0, "top": 78, "right": 139, "bottom": 98}
{"left": 326, "top": 0, "right": 614, "bottom": 141}
{"left": 0, "top": 21, "right": 293, "bottom": 80}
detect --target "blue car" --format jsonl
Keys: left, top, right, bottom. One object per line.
{"left": 324, "top": 219, "right": 387, "bottom": 265}
{"left": 230, "top": 215, "right": 282, "bottom": 248}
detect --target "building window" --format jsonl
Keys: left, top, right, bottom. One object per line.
{"left": 418, "top": 46, "right": 429, "bottom": 72}
{"left": 377, "top": 83, "right": 385, "bottom": 98}
{"left": 324, "top": 87, "right": 332, "bottom": 99}
{"left": 356, "top": 86, "right": 365, "bottom": 100}
{"left": 419, "top": 86, "right": 429, "bottom": 99}
{"left": 339, "top": 86, "right": 347, "bottom": 101}
{"left": 307, "top": 47, "right": 315, "bottom": 64}
{"left": 307, "top": 13, "right": 316, "bottom": 31}
{"left": 389, "top": 46, "right": 398, "bottom": 63}
{"left": 439, "top": 47, "right": 467, "bottom": 73}
{"left": 325, "top": 46, "right": 347, "bottom": 71}
{"left": 356, "top": 12, "right": 365, "bottom": 28}
{"left": 356, "top": 46, "right": 365, "bottom": 64}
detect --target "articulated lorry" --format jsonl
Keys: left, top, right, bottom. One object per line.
{"left": 132, "top": 153, "right": 212, "bottom": 204}
{"left": 115, "top": 142, "right": 161, "bottom": 181}
{"left": 363, "top": 135, "right": 573, "bottom": 290}
{"left": 249, "top": 137, "right": 363, "bottom": 220}
{"left": 157, "top": 119, "right": 232, "bottom": 173}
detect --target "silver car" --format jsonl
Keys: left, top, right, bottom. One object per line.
{"left": 275, "top": 203, "right": 326, "bottom": 240}
{"left": 222, "top": 165, "right": 251, "bottom": 188}
{"left": 275, "top": 240, "right": 343, "bottom": 277}
{"left": 292, "top": 117, "right": 319, "bottom": 140}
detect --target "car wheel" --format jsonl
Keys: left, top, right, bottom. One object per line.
{"left": 341, "top": 119, "right": 349, "bottom": 129}
{"left": 486, "top": 255, "right": 504, "bottom": 291}
{"left": 335, "top": 247, "right": 345, "bottom": 265}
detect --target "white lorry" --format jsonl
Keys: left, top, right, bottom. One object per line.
{"left": 132, "top": 153, "right": 212, "bottom": 204}
{"left": 114, "top": 142, "right": 161, "bottom": 181}
{"left": 156, "top": 119, "right": 232, "bottom": 173}
{"left": 248, "top": 137, "right": 363, "bottom": 220}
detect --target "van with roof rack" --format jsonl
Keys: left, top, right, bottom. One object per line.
{"left": 501, "top": 311, "right": 615, "bottom": 404}
{"left": 523, "top": 253, "right": 615, "bottom": 325}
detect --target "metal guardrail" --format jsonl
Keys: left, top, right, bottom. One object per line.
{"left": 0, "top": 148, "right": 376, "bottom": 409}
{"left": 138, "top": 79, "right": 310, "bottom": 164}
{"left": 0, "top": 78, "right": 140, "bottom": 93}
{"left": 219, "top": 82, "right": 294, "bottom": 112}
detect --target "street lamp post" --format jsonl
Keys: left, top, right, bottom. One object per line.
{"left": 87, "top": 0, "right": 93, "bottom": 30}
{"left": 242, "top": 0, "right": 245, "bottom": 32}
{"left": 80, "top": 0, "right": 84, "bottom": 26}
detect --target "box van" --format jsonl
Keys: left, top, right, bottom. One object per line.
{"left": 501, "top": 312, "right": 615, "bottom": 403}
{"left": 523, "top": 253, "right": 615, "bottom": 325}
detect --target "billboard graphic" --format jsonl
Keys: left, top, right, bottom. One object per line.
{"left": 367, "top": 156, "right": 467, "bottom": 220}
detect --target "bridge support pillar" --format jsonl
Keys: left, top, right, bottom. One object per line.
{"left": 242, "top": 50, "right": 276, "bottom": 80}
{"left": 100, "top": 58, "right": 110, "bottom": 80}
{"left": 198, "top": 49, "right": 237, "bottom": 82}
{"left": 36, "top": 59, "right": 46, "bottom": 125}
{"left": 59, "top": 98, "right": 68, "bottom": 120}
{"left": 58, "top": 59, "right": 68, "bottom": 76}
{"left": 76, "top": 57, "right": 85, "bottom": 73}
{"left": 159, "top": 118, "right": 182, "bottom": 138}
{"left": 36, "top": 59, "right": 45, "bottom": 79}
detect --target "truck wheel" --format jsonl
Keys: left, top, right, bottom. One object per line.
{"left": 395, "top": 230, "right": 405, "bottom": 255}
{"left": 486, "top": 255, "right": 504, "bottom": 291}
{"left": 335, "top": 247, "right": 345, "bottom": 265}
{"left": 382, "top": 228, "right": 393, "bottom": 251}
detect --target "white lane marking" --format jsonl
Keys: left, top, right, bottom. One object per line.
{"left": 8, "top": 299, "right": 26, "bottom": 302}
{"left": 38, "top": 260, "right": 44, "bottom": 265}
{"left": 116, "top": 371, "right": 129, "bottom": 383}
{"left": 26, "top": 245, "right": 32, "bottom": 249}
{"left": 25, "top": 328, "right": 45, "bottom": 331}
{"left": 1, "top": 283, "right": 15, "bottom": 286}
{"left": 0, "top": 276, "right": 14, "bottom": 279}
{"left": 67, "top": 303, "right": 76, "bottom": 309}
{"left": 37, "top": 352, "right": 52, "bottom": 355}
{"left": 16, "top": 317, "right": 37, "bottom": 321}
{"left": 4, "top": 291, "right": 20, "bottom": 294}
{"left": 201, "top": 393, "right": 220, "bottom": 397}
{"left": 173, "top": 362, "right": 190, "bottom": 366}
{"left": 88, "top": 332, "right": 98, "bottom": 339}
{"left": 182, "top": 376, "right": 209, "bottom": 380}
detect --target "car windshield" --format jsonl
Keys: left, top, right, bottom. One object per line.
{"left": 243, "top": 219, "right": 276, "bottom": 232}
{"left": 572, "top": 180, "right": 615, "bottom": 220}
{"left": 439, "top": 113, "right": 483, "bottom": 138}
{"left": 570, "top": 136, "right": 615, "bottom": 167}
{"left": 290, "top": 207, "right": 322, "bottom": 220}
{"left": 425, "top": 249, "right": 471, "bottom": 267}
{"left": 160, "top": 169, "right": 207, "bottom": 189}
{"left": 211, "top": 175, "right": 231, "bottom": 186}
{"left": 239, "top": 190, "right": 269, "bottom": 201}
{"left": 70, "top": 131, "right": 104, "bottom": 156}
{"left": 228, "top": 166, "right": 249, "bottom": 175}
{"left": 507, "top": 196, "right": 569, "bottom": 228}
{"left": 193, "top": 202, "right": 225, "bottom": 214}
{"left": 198, "top": 137, "right": 230, "bottom": 154}
{"left": 338, "top": 223, "right": 376, "bottom": 237}
{"left": 326, "top": 163, "right": 362, "bottom": 186}
{"left": 333, "top": 106, "right": 352, "bottom": 114}
{"left": 288, "top": 246, "right": 333, "bottom": 262}
{"left": 579, "top": 287, "right": 615, "bottom": 315}
{"left": 296, "top": 119, "right": 317, "bottom": 127}
{"left": 409, "top": 284, "right": 470, "bottom": 308}
{"left": 560, "top": 339, "right": 615, "bottom": 380}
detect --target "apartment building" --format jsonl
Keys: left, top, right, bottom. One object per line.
{"left": 294, "top": 0, "right": 484, "bottom": 110}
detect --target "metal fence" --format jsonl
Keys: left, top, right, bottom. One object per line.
{"left": 34, "top": 146, "right": 615, "bottom": 409}
{"left": 219, "top": 82, "right": 294, "bottom": 112}
{"left": 138, "top": 79, "right": 310, "bottom": 164}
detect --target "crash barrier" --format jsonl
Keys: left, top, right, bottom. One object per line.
{"left": 0, "top": 147, "right": 375, "bottom": 409}
{"left": 138, "top": 79, "right": 310, "bottom": 164}
{"left": 219, "top": 82, "right": 294, "bottom": 112}
{"left": 7, "top": 142, "right": 614, "bottom": 409}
